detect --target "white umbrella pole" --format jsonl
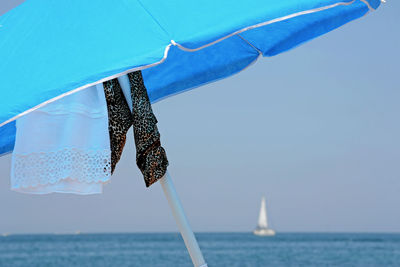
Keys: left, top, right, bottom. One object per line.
{"left": 160, "top": 171, "right": 207, "bottom": 267}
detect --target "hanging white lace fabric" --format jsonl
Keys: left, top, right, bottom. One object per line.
{"left": 11, "top": 84, "right": 111, "bottom": 194}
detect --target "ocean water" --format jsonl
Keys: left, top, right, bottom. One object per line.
{"left": 0, "top": 233, "right": 400, "bottom": 267}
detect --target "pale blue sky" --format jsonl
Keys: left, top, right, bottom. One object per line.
{"left": 0, "top": 1, "right": 399, "bottom": 234}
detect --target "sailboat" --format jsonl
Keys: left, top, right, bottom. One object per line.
{"left": 253, "top": 196, "right": 275, "bottom": 236}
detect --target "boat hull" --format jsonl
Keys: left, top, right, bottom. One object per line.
{"left": 253, "top": 228, "right": 276, "bottom": 236}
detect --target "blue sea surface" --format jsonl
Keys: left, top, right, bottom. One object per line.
{"left": 0, "top": 233, "right": 399, "bottom": 266}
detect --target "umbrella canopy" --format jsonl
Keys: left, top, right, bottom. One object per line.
{"left": 0, "top": 0, "right": 380, "bottom": 155}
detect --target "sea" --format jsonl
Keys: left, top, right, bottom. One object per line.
{"left": 0, "top": 233, "right": 400, "bottom": 267}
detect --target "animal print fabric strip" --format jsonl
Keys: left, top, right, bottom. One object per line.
{"left": 128, "top": 71, "right": 168, "bottom": 187}
{"left": 103, "top": 71, "right": 168, "bottom": 187}
{"left": 103, "top": 78, "right": 132, "bottom": 173}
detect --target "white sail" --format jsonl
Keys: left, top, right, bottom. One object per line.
{"left": 257, "top": 196, "right": 268, "bottom": 229}
{"left": 253, "top": 196, "right": 275, "bottom": 236}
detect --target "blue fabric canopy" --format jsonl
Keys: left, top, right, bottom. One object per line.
{"left": 0, "top": 0, "right": 380, "bottom": 155}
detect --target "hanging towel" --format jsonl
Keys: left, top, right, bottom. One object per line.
{"left": 11, "top": 84, "right": 111, "bottom": 194}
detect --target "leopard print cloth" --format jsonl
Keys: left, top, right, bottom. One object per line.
{"left": 103, "top": 78, "right": 132, "bottom": 173}
{"left": 103, "top": 71, "right": 168, "bottom": 187}
{"left": 128, "top": 71, "right": 169, "bottom": 187}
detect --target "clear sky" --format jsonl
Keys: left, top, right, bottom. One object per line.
{"left": 0, "top": 1, "right": 399, "bottom": 234}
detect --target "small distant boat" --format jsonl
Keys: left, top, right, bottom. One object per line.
{"left": 253, "top": 196, "right": 275, "bottom": 236}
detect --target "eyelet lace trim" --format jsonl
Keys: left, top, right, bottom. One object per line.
{"left": 11, "top": 148, "right": 111, "bottom": 189}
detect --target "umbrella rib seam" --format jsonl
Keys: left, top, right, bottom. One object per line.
{"left": 136, "top": 0, "right": 171, "bottom": 38}
{"left": 237, "top": 34, "right": 262, "bottom": 55}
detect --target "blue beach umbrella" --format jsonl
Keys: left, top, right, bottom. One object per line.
{"left": 0, "top": 0, "right": 382, "bottom": 266}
